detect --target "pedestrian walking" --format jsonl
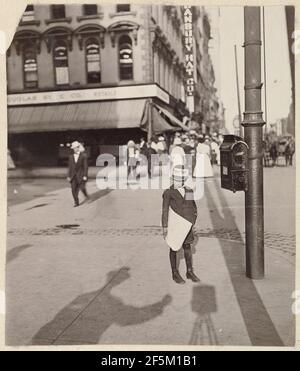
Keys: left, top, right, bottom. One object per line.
{"left": 162, "top": 165, "right": 200, "bottom": 285}
{"left": 139, "top": 137, "right": 148, "bottom": 157}
{"left": 269, "top": 141, "right": 278, "bottom": 167}
{"left": 170, "top": 137, "right": 185, "bottom": 172}
{"left": 138, "top": 137, "right": 149, "bottom": 172}
{"left": 127, "top": 140, "right": 137, "bottom": 180}
{"left": 285, "top": 138, "right": 295, "bottom": 166}
{"left": 193, "top": 138, "right": 214, "bottom": 178}
{"left": 156, "top": 136, "right": 168, "bottom": 177}
{"left": 156, "top": 136, "right": 167, "bottom": 154}
{"left": 67, "top": 141, "right": 89, "bottom": 207}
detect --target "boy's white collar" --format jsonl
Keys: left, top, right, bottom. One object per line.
{"left": 177, "top": 187, "right": 185, "bottom": 198}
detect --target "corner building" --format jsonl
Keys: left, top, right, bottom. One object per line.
{"left": 7, "top": 4, "right": 215, "bottom": 165}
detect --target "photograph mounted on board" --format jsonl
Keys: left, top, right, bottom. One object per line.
{"left": 4, "top": 2, "right": 296, "bottom": 348}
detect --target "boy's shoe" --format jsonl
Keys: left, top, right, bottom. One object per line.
{"left": 186, "top": 270, "right": 201, "bottom": 283}
{"left": 172, "top": 270, "right": 185, "bottom": 285}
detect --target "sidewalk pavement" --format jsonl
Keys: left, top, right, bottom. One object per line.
{"left": 6, "top": 167, "right": 296, "bottom": 347}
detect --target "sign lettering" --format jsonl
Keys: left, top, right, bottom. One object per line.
{"left": 183, "top": 6, "right": 195, "bottom": 98}
{"left": 8, "top": 84, "right": 170, "bottom": 106}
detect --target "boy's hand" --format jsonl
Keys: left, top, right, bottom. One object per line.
{"left": 162, "top": 227, "right": 168, "bottom": 239}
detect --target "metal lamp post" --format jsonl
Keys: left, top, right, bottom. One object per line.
{"left": 242, "top": 6, "right": 265, "bottom": 279}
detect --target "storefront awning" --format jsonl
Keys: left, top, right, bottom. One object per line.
{"left": 8, "top": 99, "right": 147, "bottom": 133}
{"left": 154, "top": 104, "right": 189, "bottom": 132}
{"left": 140, "top": 102, "right": 179, "bottom": 134}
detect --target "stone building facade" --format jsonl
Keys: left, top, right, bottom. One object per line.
{"left": 7, "top": 4, "right": 220, "bottom": 165}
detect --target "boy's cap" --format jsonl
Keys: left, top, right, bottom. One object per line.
{"left": 172, "top": 165, "right": 189, "bottom": 181}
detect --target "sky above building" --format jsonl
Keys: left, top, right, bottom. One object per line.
{"left": 206, "top": 6, "right": 292, "bottom": 134}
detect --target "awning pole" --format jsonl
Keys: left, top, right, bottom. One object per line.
{"left": 147, "top": 98, "right": 153, "bottom": 142}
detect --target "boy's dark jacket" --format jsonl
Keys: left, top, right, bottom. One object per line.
{"left": 162, "top": 186, "right": 197, "bottom": 228}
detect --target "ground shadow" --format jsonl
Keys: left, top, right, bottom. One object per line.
{"left": 26, "top": 203, "right": 49, "bottom": 210}
{"left": 6, "top": 244, "right": 33, "bottom": 264}
{"left": 189, "top": 284, "right": 219, "bottom": 345}
{"left": 87, "top": 189, "right": 113, "bottom": 203}
{"left": 31, "top": 267, "right": 172, "bottom": 345}
{"left": 204, "top": 178, "right": 284, "bottom": 346}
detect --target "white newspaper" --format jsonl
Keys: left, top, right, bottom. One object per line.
{"left": 165, "top": 207, "right": 192, "bottom": 251}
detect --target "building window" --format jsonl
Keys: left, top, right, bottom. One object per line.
{"left": 86, "top": 38, "right": 101, "bottom": 84}
{"left": 53, "top": 40, "right": 69, "bottom": 85}
{"left": 116, "top": 4, "right": 131, "bottom": 13}
{"left": 22, "top": 4, "right": 35, "bottom": 22}
{"left": 51, "top": 5, "right": 66, "bottom": 19}
{"left": 83, "top": 4, "right": 98, "bottom": 16}
{"left": 119, "top": 35, "right": 133, "bottom": 80}
{"left": 23, "top": 44, "right": 38, "bottom": 89}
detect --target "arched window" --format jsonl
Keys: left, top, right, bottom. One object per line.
{"left": 119, "top": 35, "right": 133, "bottom": 80}
{"left": 86, "top": 38, "right": 101, "bottom": 84}
{"left": 23, "top": 43, "right": 38, "bottom": 89}
{"left": 53, "top": 40, "right": 69, "bottom": 86}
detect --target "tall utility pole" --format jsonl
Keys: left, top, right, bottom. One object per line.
{"left": 242, "top": 7, "right": 265, "bottom": 279}
{"left": 234, "top": 45, "right": 243, "bottom": 137}
{"left": 262, "top": 7, "right": 268, "bottom": 137}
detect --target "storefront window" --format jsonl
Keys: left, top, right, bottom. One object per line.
{"left": 119, "top": 35, "right": 133, "bottom": 80}
{"left": 23, "top": 44, "right": 38, "bottom": 89}
{"left": 53, "top": 40, "right": 69, "bottom": 85}
{"left": 86, "top": 38, "right": 101, "bottom": 84}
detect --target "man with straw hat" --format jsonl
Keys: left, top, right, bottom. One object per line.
{"left": 67, "top": 141, "right": 89, "bottom": 207}
{"left": 162, "top": 165, "right": 200, "bottom": 284}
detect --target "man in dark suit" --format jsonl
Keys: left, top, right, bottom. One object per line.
{"left": 67, "top": 141, "right": 89, "bottom": 207}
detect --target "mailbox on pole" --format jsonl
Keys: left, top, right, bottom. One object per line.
{"left": 220, "top": 135, "right": 249, "bottom": 193}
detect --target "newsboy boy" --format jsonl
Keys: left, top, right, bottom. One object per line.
{"left": 162, "top": 165, "right": 200, "bottom": 284}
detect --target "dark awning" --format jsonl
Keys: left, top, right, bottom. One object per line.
{"left": 140, "top": 102, "right": 178, "bottom": 134}
{"left": 154, "top": 104, "right": 189, "bottom": 131}
{"left": 8, "top": 99, "right": 147, "bottom": 133}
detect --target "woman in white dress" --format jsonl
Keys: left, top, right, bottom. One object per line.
{"left": 193, "top": 139, "right": 214, "bottom": 178}
{"left": 127, "top": 140, "right": 137, "bottom": 179}
{"left": 170, "top": 138, "right": 185, "bottom": 171}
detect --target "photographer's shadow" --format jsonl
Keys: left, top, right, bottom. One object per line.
{"left": 31, "top": 267, "right": 172, "bottom": 345}
{"left": 189, "top": 284, "right": 219, "bottom": 345}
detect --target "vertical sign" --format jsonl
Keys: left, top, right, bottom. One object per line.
{"left": 183, "top": 5, "right": 195, "bottom": 113}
